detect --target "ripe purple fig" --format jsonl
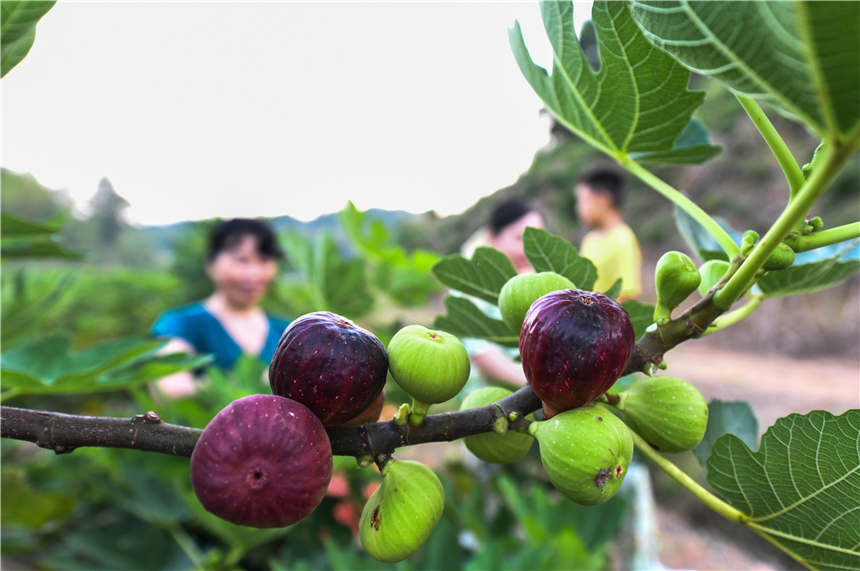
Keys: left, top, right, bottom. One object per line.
{"left": 520, "top": 289, "right": 634, "bottom": 413}
{"left": 190, "top": 394, "right": 332, "bottom": 528}
{"left": 269, "top": 312, "right": 388, "bottom": 425}
{"left": 342, "top": 391, "right": 385, "bottom": 426}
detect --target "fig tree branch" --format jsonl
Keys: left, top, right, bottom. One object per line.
{"left": 0, "top": 387, "right": 542, "bottom": 459}
{"left": 785, "top": 221, "right": 860, "bottom": 252}
{"left": 2, "top": 291, "right": 746, "bottom": 459}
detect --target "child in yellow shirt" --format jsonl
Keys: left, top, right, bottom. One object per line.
{"left": 576, "top": 169, "right": 642, "bottom": 300}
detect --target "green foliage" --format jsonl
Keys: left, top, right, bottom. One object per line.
{"left": 433, "top": 296, "right": 518, "bottom": 348}
{"left": 620, "top": 300, "right": 656, "bottom": 341}
{"left": 277, "top": 231, "right": 374, "bottom": 318}
{"left": 1, "top": 336, "right": 210, "bottom": 397}
{"left": 630, "top": 1, "right": 860, "bottom": 141}
{"left": 509, "top": 0, "right": 720, "bottom": 164}
{"left": 340, "top": 202, "right": 441, "bottom": 306}
{"left": 522, "top": 227, "right": 596, "bottom": 290}
{"left": 432, "top": 247, "right": 517, "bottom": 305}
{"left": 706, "top": 410, "right": 860, "bottom": 569}
{"left": 673, "top": 206, "right": 741, "bottom": 262}
{"left": 757, "top": 241, "right": 860, "bottom": 297}
{"left": 694, "top": 399, "right": 758, "bottom": 468}
{"left": 0, "top": 1, "right": 55, "bottom": 77}
{"left": 1, "top": 212, "right": 80, "bottom": 260}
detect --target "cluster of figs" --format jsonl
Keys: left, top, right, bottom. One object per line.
{"left": 190, "top": 269, "right": 710, "bottom": 562}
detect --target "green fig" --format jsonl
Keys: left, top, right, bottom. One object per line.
{"left": 459, "top": 387, "right": 534, "bottom": 463}
{"left": 529, "top": 405, "right": 633, "bottom": 505}
{"left": 388, "top": 325, "right": 470, "bottom": 406}
{"left": 762, "top": 243, "right": 795, "bottom": 271}
{"left": 498, "top": 272, "right": 576, "bottom": 332}
{"left": 654, "top": 251, "right": 701, "bottom": 324}
{"left": 698, "top": 259, "right": 730, "bottom": 296}
{"left": 616, "top": 376, "right": 708, "bottom": 453}
{"left": 359, "top": 460, "right": 444, "bottom": 563}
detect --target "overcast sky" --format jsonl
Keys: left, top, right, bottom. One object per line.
{"left": 2, "top": 1, "right": 592, "bottom": 225}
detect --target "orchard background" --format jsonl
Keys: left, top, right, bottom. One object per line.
{"left": 2, "top": 1, "right": 859, "bottom": 570}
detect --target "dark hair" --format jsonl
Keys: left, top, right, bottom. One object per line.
{"left": 488, "top": 199, "right": 535, "bottom": 235}
{"left": 207, "top": 218, "right": 284, "bottom": 262}
{"left": 579, "top": 169, "right": 625, "bottom": 208}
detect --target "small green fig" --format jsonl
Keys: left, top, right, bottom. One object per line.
{"left": 459, "top": 387, "right": 534, "bottom": 463}
{"left": 698, "top": 259, "right": 730, "bottom": 296}
{"left": 653, "top": 251, "right": 700, "bottom": 324}
{"left": 498, "top": 272, "right": 575, "bottom": 332}
{"left": 529, "top": 405, "right": 633, "bottom": 505}
{"left": 387, "top": 325, "right": 470, "bottom": 405}
{"left": 359, "top": 460, "right": 444, "bottom": 563}
{"left": 763, "top": 243, "right": 795, "bottom": 271}
{"left": 616, "top": 376, "right": 708, "bottom": 453}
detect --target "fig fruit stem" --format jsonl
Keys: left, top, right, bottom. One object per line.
{"left": 166, "top": 524, "right": 205, "bottom": 568}
{"left": 409, "top": 399, "right": 431, "bottom": 426}
{"left": 629, "top": 429, "right": 748, "bottom": 525}
{"left": 785, "top": 221, "right": 860, "bottom": 252}
{"left": 735, "top": 94, "right": 805, "bottom": 199}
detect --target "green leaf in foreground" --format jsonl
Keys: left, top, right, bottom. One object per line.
{"left": 707, "top": 409, "right": 860, "bottom": 570}
{"left": 509, "top": 0, "right": 719, "bottom": 164}
{"left": 630, "top": 1, "right": 860, "bottom": 141}
{"left": 1, "top": 1, "right": 56, "bottom": 77}
{"left": 620, "top": 300, "right": 655, "bottom": 340}
{"left": 432, "top": 247, "right": 516, "bottom": 304}
{"left": 433, "top": 296, "right": 518, "bottom": 348}
{"left": 695, "top": 399, "right": 758, "bottom": 469}
{"left": 522, "top": 227, "right": 596, "bottom": 291}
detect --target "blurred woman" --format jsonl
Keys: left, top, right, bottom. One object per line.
{"left": 151, "top": 218, "right": 289, "bottom": 397}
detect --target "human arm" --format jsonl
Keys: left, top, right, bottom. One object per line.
{"left": 153, "top": 338, "right": 198, "bottom": 398}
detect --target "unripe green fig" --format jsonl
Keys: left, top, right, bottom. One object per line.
{"left": 654, "top": 251, "right": 700, "bottom": 323}
{"left": 762, "top": 243, "right": 795, "bottom": 271}
{"left": 359, "top": 460, "right": 444, "bottom": 563}
{"left": 459, "top": 387, "right": 534, "bottom": 463}
{"left": 616, "top": 376, "right": 708, "bottom": 453}
{"left": 698, "top": 260, "right": 730, "bottom": 296}
{"left": 498, "top": 272, "right": 575, "bottom": 332}
{"left": 388, "top": 325, "right": 470, "bottom": 405}
{"left": 529, "top": 405, "right": 632, "bottom": 505}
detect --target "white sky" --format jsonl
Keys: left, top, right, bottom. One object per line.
{"left": 2, "top": 1, "right": 592, "bottom": 225}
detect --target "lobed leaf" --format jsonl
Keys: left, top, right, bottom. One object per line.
{"left": 707, "top": 409, "right": 860, "bottom": 570}
{"left": 630, "top": 1, "right": 860, "bottom": 140}
{"left": 509, "top": 0, "right": 719, "bottom": 164}
{"left": 433, "top": 296, "right": 518, "bottom": 348}
{"left": 432, "top": 247, "right": 517, "bottom": 304}
{"left": 522, "top": 227, "right": 597, "bottom": 291}
{"left": 695, "top": 399, "right": 758, "bottom": 468}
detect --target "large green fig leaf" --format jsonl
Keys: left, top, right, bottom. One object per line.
{"left": 758, "top": 240, "right": 860, "bottom": 297}
{"left": 432, "top": 247, "right": 517, "bottom": 304}
{"left": 630, "top": 1, "right": 860, "bottom": 141}
{"left": 695, "top": 399, "right": 758, "bottom": 468}
{"left": 1, "top": 1, "right": 55, "bottom": 77}
{"left": 522, "top": 227, "right": 597, "bottom": 291}
{"left": 509, "top": 0, "right": 720, "bottom": 164}
{"left": 433, "top": 296, "right": 518, "bottom": 348}
{"left": 707, "top": 410, "right": 860, "bottom": 569}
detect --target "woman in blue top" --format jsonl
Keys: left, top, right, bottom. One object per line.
{"left": 152, "top": 218, "right": 289, "bottom": 397}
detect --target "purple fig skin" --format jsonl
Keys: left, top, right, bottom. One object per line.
{"left": 190, "top": 394, "right": 332, "bottom": 528}
{"left": 520, "top": 289, "right": 634, "bottom": 413}
{"left": 269, "top": 312, "right": 388, "bottom": 425}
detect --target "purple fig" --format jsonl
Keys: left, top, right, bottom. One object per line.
{"left": 269, "top": 312, "right": 388, "bottom": 425}
{"left": 190, "top": 394, "right": 332, "bottom": 528}
{"left": 520, "top": 289, "right": 634, "bottom": 413}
